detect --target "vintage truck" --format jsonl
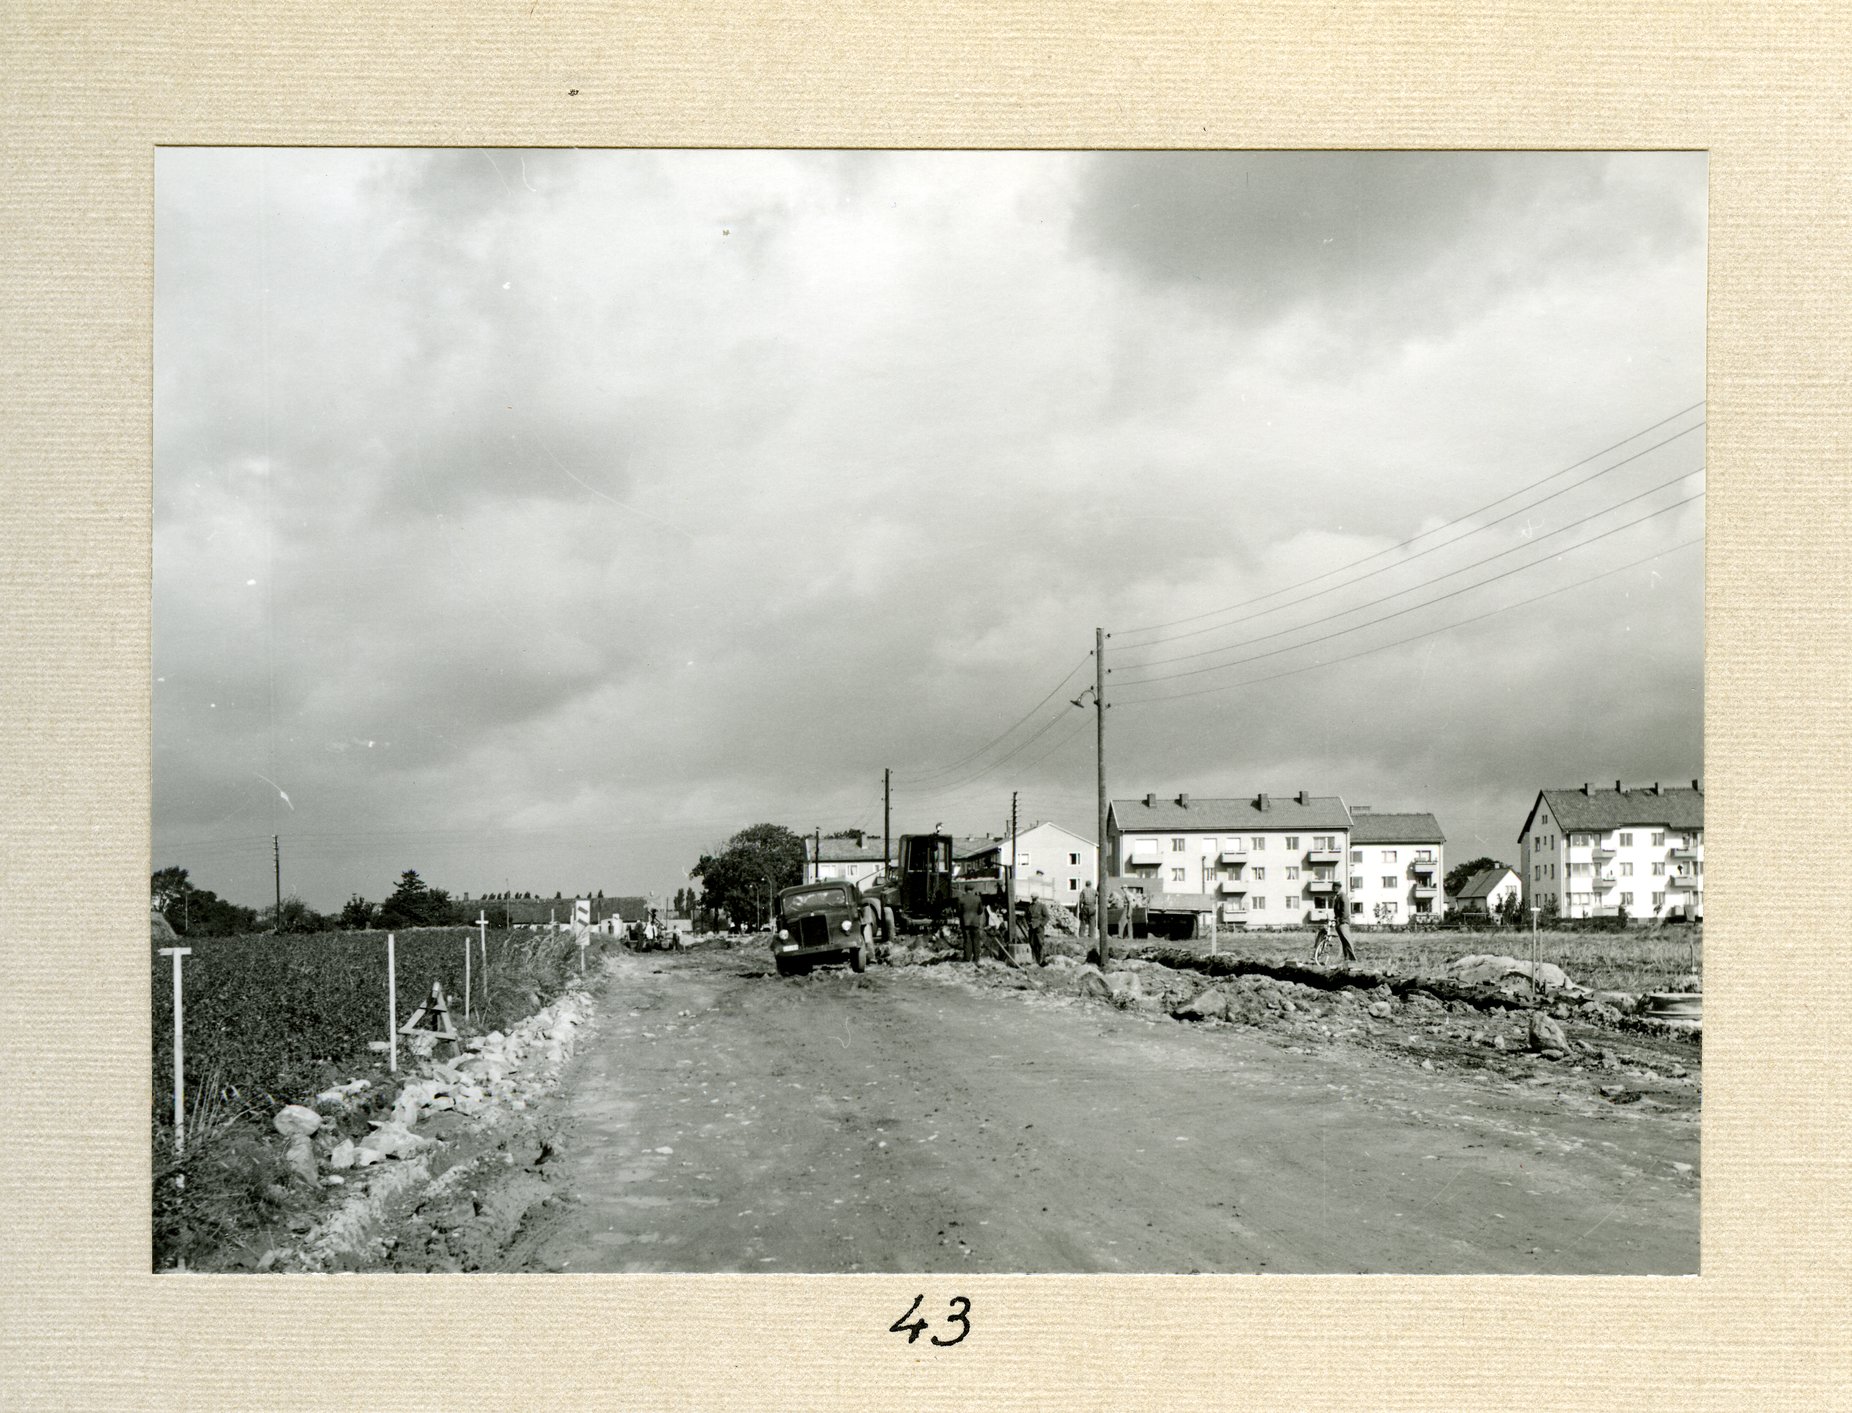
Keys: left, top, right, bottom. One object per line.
{"left": 769, "top": 879, "right": 884, "bottom": 975}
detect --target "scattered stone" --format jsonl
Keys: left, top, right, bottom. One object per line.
{"left": 273, "top": 1104, "right": 322, "bottom": 1139}
{"left": 1492, "top": 1035, "right": 1508, "bottom": 1052}
{"left": 1528, "top": 1012, "right": 1571, "bottom": 1054}
{"left": 1420, "top": 1059, "right": 1434, "bottom": 1071}
{"left": 1368, "top": 1000, "right": 1393, "bottom": 1018}
{"left": 283, "top": 1134, "right": 318, "bottom": 1184}
{"left": 1174, "top": 987, "right": 1231, "bottom": 1022}
{"left": 1594, "top": 991, "right": 1636, "bottom": 1014}
{"left": 328, "top": 1139, "right": 359, "bottom": 1171}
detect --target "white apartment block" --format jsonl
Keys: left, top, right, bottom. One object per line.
{"left": 803, "top": 834, "right": 893, "bottom": 887}
{"left": 1346, "top": 810, "right": 1446, "bottom": 925}
{"left": 966, "top": 821, "right": 1098, "bottom": 908}
{"left": 1106, "top": 791, "right": 1354, "bottom": 929}
{"left": 1518, "top": 781, "right": 1704, "bottom": 922}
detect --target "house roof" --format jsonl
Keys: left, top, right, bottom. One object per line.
{"left": 1109, "top": 794, "right": 1352, "bottom": 832}
{"left": 807, "top": 836, "right": 894, "bottom": 864}
{"left": 1348, "top": 811, "right": 1446, "bottom": 844}
{"left": 1455, "top": 866, "right": 1518, "bottom": 900}
{"left": 1521, "top": 785, "right": 1704, "bottom": 840}
{"left": 951, "top": 835, "right": 1001, "bottom": 862}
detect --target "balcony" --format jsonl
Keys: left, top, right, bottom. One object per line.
{"left": 1306, "top": 849, "right": 1343, "bottom": 866}
{"left": 1306, "top": 879, "right": 1339, "bottom": 894}
{"left": 1671, "top": 846, "right": 1700, "bottom": 861}
{"left": 1592, "top": 875, "right": 1616, "bottom": 890}
{"left": 1591, "top": 845, "right": 1615, "bottom": 861}
{"left": 1218, "top": 850, "right": 1246, "bottom": 864}
{"left": 1409, "top": 857, "right": 1438, "bottom": 874}
{"left": 1412, "top": 883, "right": 1438, "bottom": 897}
{"left": 1218, "top": 879, "right": 1247, "bottom": 894}
{"left": 1668, "top": 874, "right": 1702, "bottom": 891}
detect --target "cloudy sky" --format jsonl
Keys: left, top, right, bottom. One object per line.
{"left": 154, "top": 150, "right": 1706, "bottom": 911}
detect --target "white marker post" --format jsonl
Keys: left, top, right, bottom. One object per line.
{"left": 386, "top": 932, "right": 399, "bottom": 1074}
{"left": 462, "top": 930, "right": 472, "bottom": 1024}
{"left": 1530, "top": 904, "right": 1543, "bottom": 999}
{"left": 476, "top": 911, "right": 489, "bottom": 1013}
{"left": 158, "top": 947, "right": 192, "bottom": 1153}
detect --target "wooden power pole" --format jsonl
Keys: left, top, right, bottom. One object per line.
{"left": 883, "top": 767, "right": 891, "bottom": 879}
{"left": 273, "top": 835, "right": 282, "bottom": 934}
{"left": 1007, "top": 790, "right": 1018, "bottom": 958}
{"left": 1095, "top": 627, "right": 1109, "bottom": 967}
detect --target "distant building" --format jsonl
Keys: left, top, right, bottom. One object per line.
{"left": 1107, "top": 791, "right": 1351, "bottom": 929}
{"left": 1452, "top": 866, "right": 1521, "bottom": 918}
{"left": 1346, "top": 809, "right": 1446, "bottom": 924}
{"left": 803, "top": 833, "right": 894, "bottom": 887}
{"left": 961, "top": 821, "right": 1098, "bottom": 908}
{"left": 1518, "top": 781, "right": 1704, "bottom": 921}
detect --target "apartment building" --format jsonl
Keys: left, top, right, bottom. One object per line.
{"left": 1346, "top": 810, "right": 1446, "bottom": 924}
{"left": 803, "top": 834, "right": 893, "bottom": 887}
{"left": 1517, "top": 781, "right": 1703, "bottom": 921}
{"left": 1106, "top": 791, "right": 1352, "bottom": 929}
{"left": 963, "top": 821, "right": 1098, "bottom": 909}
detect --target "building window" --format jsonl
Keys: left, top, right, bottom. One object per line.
{"left": 1382, "top": 850, "right": 1397, "bottom": 863}
{"left": 1652, "top": 861, "right": 1666, "bottom": 876}
{"left": 1351, "top": 901, "right": 1363, "bottom": 915}
{"left": 1383, "top": 900, "right": 1399, "bottom": 916}
{"left": 1620, "top": 862, "right": 1633, "bottom": 877}
{"left": 1171, "top": 867, "right": 1185, "bottom": 883}
{"left": 1653, "top": 891, "right": 1666, "bottom": 908}
{"left": 1286, "top": 896, "right": 1299, "bottom": 909}
{"left": 1652, "top": 831, "right": 1666, "bottom": 847}
{"left": 1254, "top": 896, "right": 1266, "bottom": 910}
{"left": 1570, "top": 862, "right": 1589, "bottom": 876}
{"left": 1620, "top": 891, "right": 1634, "bottom": 906}
{"left": 1382, "top": 876, "right": 1396, "bottom": 890}
{"left": 1350, "top": 849, "right": 1362, "bottom": 864}
{"left": 1285, "top": 866, "right": 1301, "bottom": 880}
{"left": 1350, "top": 877, "right": 1363, "bottom": 891}
{"left": 1619, "top": 832, "right": 1633, "bottom": 846}
{"left": 1285, "top": 836, "right": 1300, "bottom": 850}
{"left": 1252, "top": 837, "right": 1266, "bottom": 850}
{"left": 1171, "top": 838, "right": 1185, "bottom": 852}
{"left": 1069, "top": 852, "right": 1079, "bottom": 866}
{"left": 1252, "top": 867, "right": 1266, "bottom": 881}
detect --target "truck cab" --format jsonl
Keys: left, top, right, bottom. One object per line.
{"left": 771, "top": 880, "right": 878, "bottom": 976}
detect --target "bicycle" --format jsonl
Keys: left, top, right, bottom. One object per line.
{"left": 1309, "top": 919, "right": 1336, "bottom": 966}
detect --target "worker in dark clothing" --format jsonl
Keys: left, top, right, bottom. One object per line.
{"left": 956, "top": 888, "right": 985, "bottom": 964}
{"left": 1076, "top": 884, "right": 1096, "bottom": 935}
{"left": 1027, "top": 896, "right": 1051, "bottom": 966}
{"left": 1332, "top": 892, "right": 1359, "bottom": 962}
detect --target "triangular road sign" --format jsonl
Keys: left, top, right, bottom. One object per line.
{"left": 399, "top": 980, "right": 460, "bottom": 1041}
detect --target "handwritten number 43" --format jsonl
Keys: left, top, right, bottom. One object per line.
{"left": 890, "top": 1293, "right": 971, "bottom": 1347}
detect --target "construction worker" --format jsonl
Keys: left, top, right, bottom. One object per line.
{"left": 1332, "top": 892, "right": 1359, "bottom": 962}
{"left": 1077, "top": 883, "right": 1096, "bottom": 934}
{"left": 956, "top": 887, "right": 985, "bottom": 964}
{"left": 1027, "top": 895, "right": 1051, "bottom": 966}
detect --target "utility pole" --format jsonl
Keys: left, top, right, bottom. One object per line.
{"left": 273, "top": 835, "right": 282, "bottom": 934}
{"left": 1095, "top": 627, "right": 1109, "bottom": 967}
{"left": 884, "top": 767, "right": 892, "bottom": 881}
{"left": 813, "top": 826, "right": 822, "bottom": 885}
{"left": 1007, "top": 790, "right": 1018, "bottom": 960}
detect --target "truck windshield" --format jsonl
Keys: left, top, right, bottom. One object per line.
{"left": 781, "top": 887, "right": 850, "bottom": 911}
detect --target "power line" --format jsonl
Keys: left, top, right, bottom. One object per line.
{"left": 1115, "top": 466, "right": 1703, "bottom": 674}
{"left": 1111, "top": 403, "right": 1704, "bottom": 642}
{"left": 1119, "top": 490, "right": 1701, "bottom": 687}
{"left": 891, "top": 653, "right": 1092, "bottom": 784}
{"left": 1116, "top": 537, "right": 1701, "bottom": 708}
{"left": 891, "top": 701, "right": 1081, "bottom": 800}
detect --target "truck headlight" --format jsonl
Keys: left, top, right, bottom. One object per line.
{"left": 840, "top": 918, "right": 853, "bottom": 933}
{"left": 776, "top": 927, "right": 789, "bottom": 940}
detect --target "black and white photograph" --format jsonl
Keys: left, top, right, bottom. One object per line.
{"left": 153, "top": 148, "right": 1705, "bottom": 1275}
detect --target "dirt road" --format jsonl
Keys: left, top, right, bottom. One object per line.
{"left": 459, "top": 944, "right": 1699, "bottom": 1274}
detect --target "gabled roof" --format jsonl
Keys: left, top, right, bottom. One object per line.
{"left": 808, "top": 836, "right": 894, "bottom": 864}
{"left": 1348, "top": 811, "right": 1446, "bottom": 845}
{"left": 951, "top": 835, "right": 1001, "bottom": 862}
{"left": 1520, "top": 785, "right": 1704, "bottom": 840}
{"left": 1455, "top": 866, "right": 1518, "bottom": 900}
{"left": 1110, "top": 794, "right": 1352, "bottom": 832}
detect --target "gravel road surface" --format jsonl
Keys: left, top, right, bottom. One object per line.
{"left": 474, "top": 943, "right": 1697, "bottom": 1274}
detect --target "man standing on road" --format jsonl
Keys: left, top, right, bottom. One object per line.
{"left": 1027, "top": 895, "right": 1050, "bottom": 966}
{"left": 956, "top": 887, "right": 985, "bottom": 964}
{"left": 1077, "top": 884, "right": 1095, "bottom": 935}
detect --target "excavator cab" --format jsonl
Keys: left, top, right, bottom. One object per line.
{"left": 896, "top": 833, "right": 954, "bottom": 920}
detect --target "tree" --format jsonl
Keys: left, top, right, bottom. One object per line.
{"left": 378, "top": 870, "right": 459, "bottom": 929}
{"left": 1497, "top": 890, "right": 1524, "bottom": 926}
{"left": 690, "top": 823, "right": 807, "bottom": 928}
{"left": 262, "top": 895, "right": 328, "bottom": 934}
{"left": 151, "top": 866, "right": 192, "bottom": 915}
{"left": 1445, "top": 855, "right": 1509, "bottom": 901}
{"left": 339, "top": 894, "right": 378, "bottom": 930}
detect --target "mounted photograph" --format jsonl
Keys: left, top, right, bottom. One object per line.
{"left": 153, "top": 148, "right": 1704, "bottom": 1274}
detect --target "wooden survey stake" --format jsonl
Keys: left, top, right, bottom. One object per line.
{"left": 399, "top": 979, "right": 460, "bottom": 1043}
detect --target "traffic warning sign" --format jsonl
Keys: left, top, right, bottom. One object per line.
{"left": 398, "top": 980, "right": 460, "bottom": 1043}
